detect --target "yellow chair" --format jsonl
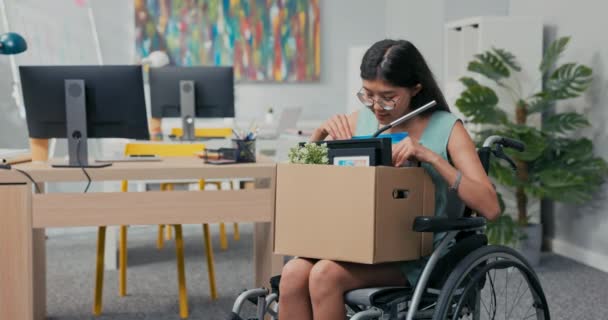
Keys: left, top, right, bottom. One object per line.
{"left": 169, "top": 127, "right": 240, "bottom": 250}
{"left": 93, "top": 143, "right": 219, "bottom": 318}
{"left": 170, "top": 127, "right": 233, "bottom": 140}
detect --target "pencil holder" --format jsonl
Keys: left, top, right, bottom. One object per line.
{"left": 232, "top": 139, "right": 256, "bottom": 163}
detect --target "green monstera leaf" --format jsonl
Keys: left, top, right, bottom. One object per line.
{"left": 460, "top": 76, "right": 480, "bottom": 88}
{"left": 540, "top": 37, "right": 570, "bottom": 74}
{"left": 542, "top": 112, "right": 590, "bottom": 134}
{"left": 492, "top": 48, "right": 521, "bottom": 72}
{"left": 545, "top": 63, "right": 593, "bottom": 100}
{"left": 502, "top": 125, "right": 547, "bottom": 162}
{"left": 526, "top": 95, "right": 553, "bottom": 114}
{"left": 468, "top": 51, "right": 511, "bottom": 81}
{"left": 456, "top": 84, "right": 507, "bottom": 124}
{"left": 537, "top": 168, "right": 586, "bottom": 189}
{"left": 529, "top": 137, "right": 608, "bottom": 203}
{"left": 534, "top": 168, "right": 595, "bottom": 203}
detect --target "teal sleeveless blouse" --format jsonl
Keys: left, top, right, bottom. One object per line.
{"left": 355, "top": 108, "right": 460, "bottom": 285}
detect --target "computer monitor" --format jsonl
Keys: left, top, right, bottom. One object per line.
{"left": 149, "top": 66, "right": 235, "bottom": 141}
{"left": 19, "top": 65, "right": 149, "bottom": 168}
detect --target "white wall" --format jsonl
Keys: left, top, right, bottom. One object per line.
{"left": 385, "top": 0, "right": 510, "bottom": 85}
{"left": 385, "top": 1, "right": 445, "bottom": 82}
{"left": 346, "top": 46, "right": 370, "bottom": 114}
{"left": 445, "top": 0, "right": 510, "bottom": 22}
{"left": 511, "top": 0, "right": 608, "bottom": 269}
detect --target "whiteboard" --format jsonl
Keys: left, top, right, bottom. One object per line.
{"left": 0, "top": 0, "right": 107, "bottom": 147}
{"left": 3, "top": 0, "right": 99, "bottom": 66}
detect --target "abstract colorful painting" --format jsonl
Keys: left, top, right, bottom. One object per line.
{"left": 135, "top": 0, "right": 321, "bottom": 82}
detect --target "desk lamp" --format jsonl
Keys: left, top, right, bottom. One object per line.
{"left": 142, "top": 50, "right": 170, "bottom": 68}
{"left": 0, "top": 32, "right": 27, "bottom": 55}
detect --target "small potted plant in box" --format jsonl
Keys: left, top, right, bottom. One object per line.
{"left": 288, "top": 142, "right": 329, "bottom": 165}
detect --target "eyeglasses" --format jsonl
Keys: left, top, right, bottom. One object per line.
{"left": 356, "top": 89, "right": 400, "bottom": 111}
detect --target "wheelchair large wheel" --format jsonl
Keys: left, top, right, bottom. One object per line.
{"left": 432, "top": 245, "right": 550, "bottom": 320}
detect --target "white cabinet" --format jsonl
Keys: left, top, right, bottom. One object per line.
{"left": 443, "top": 16, "right": 543, "bottom": 134}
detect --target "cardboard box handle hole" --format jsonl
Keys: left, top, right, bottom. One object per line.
{"left": 392, "top": 189, "right": 410, "bottom": 199}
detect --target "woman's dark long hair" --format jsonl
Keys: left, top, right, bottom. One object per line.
{"left": 360, "top": 39, "right": 449, "bottom": 113}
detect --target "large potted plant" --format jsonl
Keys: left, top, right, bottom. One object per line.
{"left": 455, "top": 37, "right": 608, "bottom": 265}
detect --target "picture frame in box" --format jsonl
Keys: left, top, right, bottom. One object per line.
{"left": 330, "top": 148, "right": 375, "bottom": 167}
{"left": 302, "top": 138, "right": 392, "bottom": 166}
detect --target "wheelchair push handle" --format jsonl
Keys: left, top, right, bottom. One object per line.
{"left": 499, "top": 137, "right": 525, "bottom": 152}
{"left": 482, "top": 135, "right": 525, "bottom": 152}
{"left": 479, "top": 135, "right": 526, "bottom": 173}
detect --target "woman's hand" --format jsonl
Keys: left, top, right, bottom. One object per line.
{"left": 392, "top": 136, "right": 439, "bottom": 166}
{"left": 311, "top": 114, "right": 353, "bottom": 141}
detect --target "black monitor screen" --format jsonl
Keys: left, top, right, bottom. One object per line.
{"left": 19, "top": 65, "right": 149, "bottom": 140}
{"left": 149, "top": 66, "right": 235, "bottom": 118}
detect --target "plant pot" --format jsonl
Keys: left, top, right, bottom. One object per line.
{"left": 516, "top": 223, "right": 542, "bottom": 267}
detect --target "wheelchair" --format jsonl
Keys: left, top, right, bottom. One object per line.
{"left": 228, "top": 135, "right": 550, "bottom": 320}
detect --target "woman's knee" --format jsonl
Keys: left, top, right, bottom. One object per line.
{"left": 308, "top": 260, "right": 346, "bottom": 302}
{"left": 280, "top": 258, "right": 314, "bottom": 298}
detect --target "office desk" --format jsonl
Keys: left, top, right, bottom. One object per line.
{"left": 0, "top": 157, "right": 282, "bottom": 320}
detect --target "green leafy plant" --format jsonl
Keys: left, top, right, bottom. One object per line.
{"left": 288, "top": 142, "right": 329, "bottom": 164}
{"left": 455, "top": 37, "right": 608, "bottom": 244}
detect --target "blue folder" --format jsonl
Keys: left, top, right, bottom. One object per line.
{"left": 352, "top": 132, "right": 408, "bottom": 144}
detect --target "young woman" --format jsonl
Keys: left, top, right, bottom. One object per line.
{"left": 278, "top": 39, "right": 501, "bottom": 320}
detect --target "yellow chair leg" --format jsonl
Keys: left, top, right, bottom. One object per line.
{"left": 157, "top": 184, "right": 168, "bottom": 248}
{"left": 166, "top": 224, "right": 173, "bottom": 240}
{"left": 219, "top": 223, "right": 228, "bottom": 250}
{"left": 202, "top": 223, "right": 218, "bottom": 299}
{"left": 165, "top": 184, "right": 174, "bottom": 240}
{"left": 198, "top": 179, "right": 218, "bottom": 299}
{"left": 157, "top": 225, "right": 165, "bottom": 249}
{"left": 93, "top": 226, "right": 106, "bottom": 316}
{"left": 233, "top": 223, "right": 240, "bottom": 241}
{"left": 174, "top": 225, "right": 189, "bottom": 318}
{"left": 119, "top": 225, "right": 128, "bottom": 297}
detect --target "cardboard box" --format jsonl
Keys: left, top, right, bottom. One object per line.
{"left": 274, "top": 164, "right": 435, "bottom": 264}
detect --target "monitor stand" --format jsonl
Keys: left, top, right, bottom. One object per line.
{"left": 180, "top": 80, "right": 196, "bottom": 141}
{"left": 52, "top": 79, "right": 111, "bottom": 168}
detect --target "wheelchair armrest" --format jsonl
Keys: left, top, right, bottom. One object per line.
{"left": 413, "top": 216, "right": 486, "bottom": 233}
